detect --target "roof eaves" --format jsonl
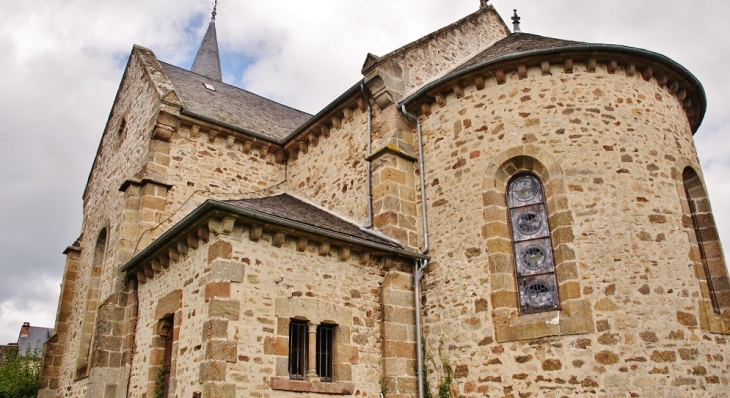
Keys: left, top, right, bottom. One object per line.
{"left": 120, "top": 199, "right": 426, "bottom": 273}
{"left": 179, "top": 108, "right": 286, "bottom": 145}
{"left": 398, "top": 43, "right": 707, "bottom": 132}
{"left": 281, "top": 81, "right": 363, "bottom": 144}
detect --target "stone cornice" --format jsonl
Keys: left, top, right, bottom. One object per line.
{"left": 400, "top": 44, "right": 707, "bottom": 134}
{"left": 282, "top": 83, "right": 366, "bottom": 163}
{"left": 177, "top": 114, "right": 287, "bottom": 163}
{"left": 118, "top": 175, "right": 173, "bottom": 193}
{"left": 63, "top": 244, "right": 82, "bottom": 255}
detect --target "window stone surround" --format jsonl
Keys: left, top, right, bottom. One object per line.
{"left": 269, "top": 298, "right": 355, "bottom": 394}
{"left": 483, "top": 147, "right": 594, "bottom": 342}
{"left": 674, "top": 161, "right": 730, "bottom": 334}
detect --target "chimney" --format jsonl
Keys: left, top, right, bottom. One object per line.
{"left": 20, "top": 322, "right": 30, "bottom": 337}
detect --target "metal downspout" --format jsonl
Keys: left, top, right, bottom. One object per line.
{"left": 401, "top": 105, "right": 429, "bottom": 398}
{"left": 361, "top": 83, "right": 374, "bottom": 228}
{"left": 413, "top": 258, "right": 426, "bottom": 398}
{"left": 401, "top": 105, "right": 430, "bottom": 256}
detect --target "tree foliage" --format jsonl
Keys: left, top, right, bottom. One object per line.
{"left": 0, "top": 346, "right": 41, "bottom": 398}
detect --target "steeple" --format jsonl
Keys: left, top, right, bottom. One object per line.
{"left": 191, "top": 1, "right": 222, "bottom": 81}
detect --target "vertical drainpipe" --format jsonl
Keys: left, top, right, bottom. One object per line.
{"left": 361, "top": 81, "right": 429, "bottom": 398}
{"left": 361, "top": 83, "right": 374, "bottom": 228}
{"left": 401, "top": 104, "right": 429, "bottom": 398}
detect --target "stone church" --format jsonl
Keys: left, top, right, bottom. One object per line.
{"left": 38, "top": 1, "right": 730, "bottom": 397}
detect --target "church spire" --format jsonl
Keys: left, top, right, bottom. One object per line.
{"left": 191, "top": 1, "right": 222, "bottom": 81}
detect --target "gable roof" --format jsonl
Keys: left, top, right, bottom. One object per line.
{"left": 17, "top": 326, "right": 52, "bottom": 356}
{"left": 160, "top": 62, "right": 311, "bottom": 141}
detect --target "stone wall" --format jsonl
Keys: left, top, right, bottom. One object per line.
{"left": 415, "top": 62, "right": 730, "bottom": 396}
{"left": 53, "top": 46, "right": 287, "bottom": 396}
{"left": 143, "top": 121, "right": 286, "bottom": 241}
{"left": 224, "top": 229, "right": 385, "bottom": 397}
{"left": 55, "top": 46, "right": 167, "bottom": 398}
{"left": 284, "top": 106, "right": 370, "bottom": 224}
{"left": 127, "top": 239, "right": 208, "bottom": 397}
{"left": 363, "top": 5, "right": 510, "bottom": 107}
{"left": 125, "top": 214, "right": 418, "bottom": 397}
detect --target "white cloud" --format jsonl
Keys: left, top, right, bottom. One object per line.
{"left": 0, "top": 0, "right": 728, "bottom": 344}
{"left": 0, "top": 276, "right": 59, "bottom": 345}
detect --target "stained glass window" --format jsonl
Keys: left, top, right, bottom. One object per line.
{"left": 508, "top": 175, "right": 559, "bottom": 313}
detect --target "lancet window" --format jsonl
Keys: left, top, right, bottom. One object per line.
{"left": 508, "top": 174, "right": 559, "bottom": 314}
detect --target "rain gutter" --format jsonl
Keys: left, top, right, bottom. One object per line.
{"left": 179, "top": 109, "right": 283, "bottom": 144}
{"left": 281, "top": 81, "right": 364, "bottom": 143}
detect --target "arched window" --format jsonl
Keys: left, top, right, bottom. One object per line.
{"left": 75, "top": 228, "right": 106, "bottom": 379}
{"left": 682, "top": 168, "right": 728, "bottom": 315}
{"left": 508, "top": 174, "right": 559, "bottom": 314}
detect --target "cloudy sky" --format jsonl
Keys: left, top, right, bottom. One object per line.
{"left": 0, "top": 0, "right": 728, "bottom": 344}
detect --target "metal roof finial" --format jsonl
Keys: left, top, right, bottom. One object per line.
{"left": 211, "top": 0, "right": 219, "bottom": 21}
{"left": 512, "top": 9, "right": 521, "bottom": 33}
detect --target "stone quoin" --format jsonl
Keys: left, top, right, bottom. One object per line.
{"left": 38, "top": 2, "right": 729, "bottom": 397}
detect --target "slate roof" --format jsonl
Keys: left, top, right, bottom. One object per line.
{"left": 17, "top": 326, "right": 52, "bottom": 357}
{"left": 190, "top": 19, "right": 222, "bottom": 81}
{"left": 159, "top": 62, "right": 311, "bottom": 141}
{"left": 224, "top": 194, "right": 401, "bottom": 249}
{"left": 449, "top": 32, "right": 583, "bottom": 75}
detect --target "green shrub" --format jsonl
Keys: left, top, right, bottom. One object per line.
{"left": 0, "top": 346, "right": 41, "bottom": 398}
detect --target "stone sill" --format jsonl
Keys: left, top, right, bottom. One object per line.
{"left": 271, "top": 377, "right": 354, "bottom": 395}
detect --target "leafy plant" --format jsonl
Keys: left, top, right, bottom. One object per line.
{"left": 421, "top": 336, "right": 459, "bottom": 398}
{"left": 153, "top": 366, "right": 165, "bottom": 398}
{"left": 436, "top": 356, "right": 454, "bottom": 398}
{"left": 0, "top": 346, "right": 41, "bottom": 398}
{"left": 421, "top": 338, "right": 432, "bottom": 398}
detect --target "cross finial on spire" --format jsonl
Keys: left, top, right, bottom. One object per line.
{"left": 512, "top": 9, "right": 521, "bottom": 32}
{"left": 211, "top": 0, "right": 219, "bottom": 21}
